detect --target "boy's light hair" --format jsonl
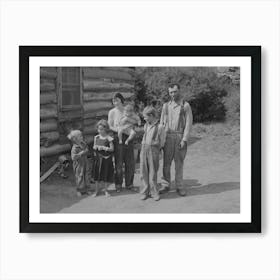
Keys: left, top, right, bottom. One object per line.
{"left": 96, "top": 119, "right": 110, "bottom": 131}
{"left": 143, "top": 106, "right": 157, "bottom": 118}
{"left": 67, "top": 130, "right": 82, "bottom": 142}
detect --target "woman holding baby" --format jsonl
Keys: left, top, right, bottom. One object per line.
{"left": 108, "top": 92, "right": 137, "bottom": 193}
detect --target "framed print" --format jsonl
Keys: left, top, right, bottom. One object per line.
{"left": 20, "top": 46, "right": 261, "bottom": 233}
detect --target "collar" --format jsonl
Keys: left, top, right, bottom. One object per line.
{"left": 147, "top": 120, "right": 158, "bottom": 128}
{"left": 169, "top": 99, "right": 184, "bottom": 108}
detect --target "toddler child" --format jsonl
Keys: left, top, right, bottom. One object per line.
{"left": 118, "top": 104, "right": 141, "bottom": 145}
{"left": 92, "top": 119, "right": 114, "bottom": 197}
{"left": 68, "top": 130, "right": 91, "bottom": 197}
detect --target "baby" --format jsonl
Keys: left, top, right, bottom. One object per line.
{"left": 118, "top": 104, "right": 141, "bottom": 145}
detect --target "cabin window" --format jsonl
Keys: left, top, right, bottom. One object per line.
{"left": 59, "top": 67, "right": 81, "bottom": 109}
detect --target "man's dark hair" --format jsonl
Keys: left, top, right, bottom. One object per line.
{"left": 112, "top": 92, "right": 125, "bottom": 104}
{"left": 168, "top": 83, "right": 180, "bottom": 90}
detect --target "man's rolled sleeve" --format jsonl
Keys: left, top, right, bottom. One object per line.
{"left": 182, "top": 103, "right": 193, "bottom": 142}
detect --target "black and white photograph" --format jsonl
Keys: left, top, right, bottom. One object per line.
{"left": 20, "top": 46, "right": 260, "bottom": 232}
{"left": 39, "top": 66, "right": 241, "bottom": 214}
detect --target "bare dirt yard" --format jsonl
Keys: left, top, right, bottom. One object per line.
{"left": 40, "top": 123, "right": 240, "bottom": 213}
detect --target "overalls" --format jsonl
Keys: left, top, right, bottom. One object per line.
{"left": 161, "top": 102, "right": 188, "bottom": 190}
{"left": 140, "top": 123, "right": 161, "bottom": 196}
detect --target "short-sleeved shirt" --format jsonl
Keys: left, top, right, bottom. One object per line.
{"left": 142, "top": 122, "right": 166, "bottom": 148}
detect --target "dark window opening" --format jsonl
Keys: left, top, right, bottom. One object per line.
{"left": 61, "top": 67, "right": 81, "bottom": 108}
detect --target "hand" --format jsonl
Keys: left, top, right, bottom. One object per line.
{"left": 179, "top": 140, "right": 187, "bottom": 149}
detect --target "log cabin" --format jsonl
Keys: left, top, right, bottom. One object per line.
{"left": 40, "top": 67, "right": 135, "bottom": 158}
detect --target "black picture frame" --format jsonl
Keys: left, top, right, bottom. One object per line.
{"left": 20, "top": 46, "right": 261, "bottom": 233}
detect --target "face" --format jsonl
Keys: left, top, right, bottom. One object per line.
{"left": 168, "top": 85, "right": 180, "bottom": 100}
{"left": 124, "top": 107, "right": 133, "bottom": 117}
{"left": 143, "top": 113, "right": 154, "bottom": 124}
{"left": 98, "top": 125, "right": 107, "bottom": 136}
{"left": 113, "top": 97, "right": 122, "bottom": 108}
{"left": 74, "top": 133, "right": 83, "bottom": 144}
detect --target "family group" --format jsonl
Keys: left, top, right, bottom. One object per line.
{"left": 67, "top": 83, "right": 193, "bottom": 201}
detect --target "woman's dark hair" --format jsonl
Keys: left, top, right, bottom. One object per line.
{"left": 112, "top": 92, "right": 125, "bottom": 104}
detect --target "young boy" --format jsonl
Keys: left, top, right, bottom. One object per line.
{"left": 67, "top": 130, "right": 91, "bottom": 197}
{"left": 118, "top": 104, "right": 141, "bottom": 145}
{"left": 140, "top": 106, "right": 166, "bottom": 201}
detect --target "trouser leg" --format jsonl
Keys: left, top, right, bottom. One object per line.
{"left": 149, "top": 147, "right": 160, "bottom": 197}
{"left": 162, "top": 135, "right": 175, "bottom": 189}
{"left": 74, "top": 162, "right": 85, "bottom": 192}
{"left": 140, "top": 147, "right": 149, "bottom": 194}
{"left": 114, "top": 139, "right": 124, "bottom": 187}
{"left": 123, "top": 135, "right": 135, "bottom": 187}
{"left": 85, "top": 158, "right": 91, "bottom": 189}
{"left": 174, "top": 135, "right": 187, "bottom": 190}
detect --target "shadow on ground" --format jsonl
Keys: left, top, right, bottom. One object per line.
{"left": 161, "top": 180, "right": 240, "bottom": 199}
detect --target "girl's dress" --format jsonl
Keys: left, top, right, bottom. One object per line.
{"left": 92, "top": 135, "right": 114, "bottom": 183}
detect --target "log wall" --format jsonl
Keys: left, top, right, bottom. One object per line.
{"left": 81, "top": 67, "right": 135, "bottom": 142}
{"left": 40, "top": 67, "right": 135, "bottom": 158}
{"left": 40, "top": 67, "right": 59, "bottom": 152}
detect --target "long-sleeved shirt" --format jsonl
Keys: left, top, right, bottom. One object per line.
{"left": 142, "top": 121, "right": 166, "bottom": 148}
{"left": 160, "top": 100, "right": 193, "bottom": 142}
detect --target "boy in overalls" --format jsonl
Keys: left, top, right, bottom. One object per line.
{"left": 140, "top": 106, "right": 166, "bottom": 201}
{"left": 159, "top": 83, "right": 193, "bottom": 196}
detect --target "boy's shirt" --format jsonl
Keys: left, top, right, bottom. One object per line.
{"left": 71, "top": 143, "right": 88, "bottom": 162}
{"left": 142, "top": 121, "right": 166, "bottom": 148}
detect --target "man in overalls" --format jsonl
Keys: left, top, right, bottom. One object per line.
{"left": 159, "top": 83, "right": 193, "bottom": 196}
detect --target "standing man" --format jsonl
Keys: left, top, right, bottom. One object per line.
{"left": 159, "top": 83, "right": 193, "bottom": 196}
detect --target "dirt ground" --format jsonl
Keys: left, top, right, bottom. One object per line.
{"left": 40, "top": 123, "right": 240, "bottom": 213}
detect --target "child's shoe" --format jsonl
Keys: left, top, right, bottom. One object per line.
{"left": 140, "top": 193, "right": 149, "bottom": 200}
{"left": 124, "top": 140, "right": 129, "bottom": 145}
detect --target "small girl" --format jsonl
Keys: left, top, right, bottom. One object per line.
{"left": 92, "top": 119, "right": 114, "bottom": 197}
{"left": 68, "top": 130, "right": 91, "bottom": 197}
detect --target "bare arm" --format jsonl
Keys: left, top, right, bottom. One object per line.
{"left": 182, "top": 103, "right": 193, "bottom": 142}
{"left": 159, "top": 125, "right": 166, "bottom": 149}
{"left": 108, "top": 109, "right": 118, "bottom": 132}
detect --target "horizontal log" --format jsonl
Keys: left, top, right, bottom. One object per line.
{"left": 83, "top": 118, "right": 99, "bottom": 127}
{"left": 83, "top": 68, "right": 134, "bottom": 82}
{"left": 40, "top": 119, "right": 58, "bottom": 132}
{"left": 83, "top": 126, "right": 97, "bottom": 135}
{"left": 103, "top": 67, "right": 135, "bottom": 74}
{"left": 41, "top": 67, "right": 57, "bottom": 73}
{"left": 83, "top": 80, "right": 134, "bottom": 92}
{"left": 83, "top": 109, "right": 111, "bottom": 119}
{"left": 40, "top": 68, "right": 57, "bottom": 79}
{"left": 40, "top": 143, "right": 71, "bottom": 157}
{"left": 40, "top": 81, "right": 56, "bottom": 92}
{"left": 84, "top": 101, "right": 112, "bottom": 113}
{"left": 83, "top": 91, "right": 134, "bottom": 102}
{"left": 40, "top": 92, "right": 57, "bottom": 104}
{"left": 40, "top": 105, "right": 57, "bottom": 119}
{"left": 40, "top": 131, "right": 60, "bottom": 141}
